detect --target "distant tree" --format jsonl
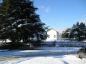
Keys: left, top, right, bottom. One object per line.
{"left": 62, "top": 28, "right": 71, "bottom": 38}
{"left": 62, "top": 22, "right": 86, "bottom": 41}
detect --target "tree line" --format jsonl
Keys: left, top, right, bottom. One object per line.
{"left": 62, "top": 22, "right": 86, "bottom": 41}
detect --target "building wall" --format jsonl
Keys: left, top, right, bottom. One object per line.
{"left": 46, "top": 29, "right": 59, "bottom": 41}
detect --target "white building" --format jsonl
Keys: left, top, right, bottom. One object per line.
{"left": 46, "top": 29, "right": 59, "bottom": 41}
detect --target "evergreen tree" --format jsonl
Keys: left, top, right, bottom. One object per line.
{"left": 62, "top": 28, "right": 71, "bottom": 38}
{"left": 62, "top": 22, "right": 86, "bottom": 41}
{"left": 0, "top": 0, "right": 47, "bottom": 49}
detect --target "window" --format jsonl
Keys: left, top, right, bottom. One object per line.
{"left": 54, "top": 35, "right": 56, "bottom": 38}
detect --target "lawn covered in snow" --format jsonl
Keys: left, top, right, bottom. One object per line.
{"left": 0, "top": 47, "right": 81, "bottom": 57}
{"left": 18, "top": 55, "right": 86, "bottom": 64}
{"left": 0, "top": 55, "right": 85, "bottom": 64}
{"left": 0, "top": 47, "right": 85, "bottom": 64}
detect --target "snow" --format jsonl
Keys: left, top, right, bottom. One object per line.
{"left": 0, "top": 50, "right": 86, "bottom": 64}
{"left": 63, "top": 55, "right": 84, "bottom": 64}
{"left": 83, "top": 40, "right": 86, "bottom": 43}
{"left": 18, "top": 55, "right": 86, "bottom": 64}
{"left": 18, "top": 24, "right": 22, "bottom": 27}
{"left": 0, "top": 53, "right": 86, "bottom": 64}
{"left": 18, "top": 57, "right": 64, "bottom": 64}
{"left": 0, "top": 47, "right": 81, "bottom": 57}
{"left": 0, "top": 47, "right": 85, "bottom": 64}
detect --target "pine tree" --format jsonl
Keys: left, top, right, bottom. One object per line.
{"left": 0, "top": 0, "right": 47, "bottom": 49}
{"left": 62, "top": 22, "right": 86, "bottom": 41}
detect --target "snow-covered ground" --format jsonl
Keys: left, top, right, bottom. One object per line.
{"left": 18, "top": 55, "right": 86, "bottom": 64}
{"left": 0, "top": 47, "right": 85, "bottom": 64}
{"left": 0, "top": 47, "right": 81, "bottom": 57}
{"left": 0, "top": 54, "right": 86, "bottom": 64}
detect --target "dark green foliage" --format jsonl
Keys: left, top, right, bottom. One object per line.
{"left": 62, "top": 22, "right": 86, "bottom": 41}
{"left": 0, "top": 0, "right": 47, "bottom": 49}
{"left": 62, "top": 28, "right": 71, "bottom": 38}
